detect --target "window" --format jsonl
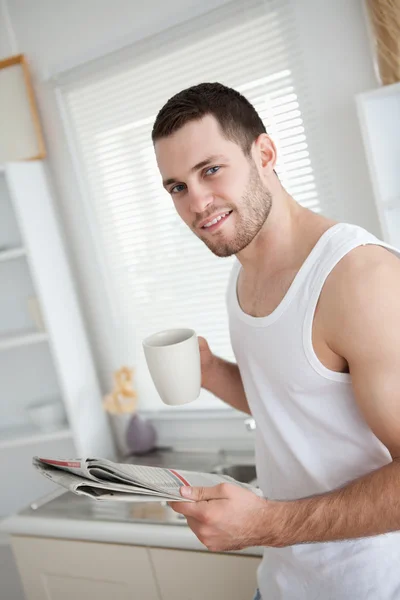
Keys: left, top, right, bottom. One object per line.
{"left": 57, "top": 0, "right": 324, "bottom": 410}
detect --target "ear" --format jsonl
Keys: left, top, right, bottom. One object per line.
{"left": 254, "top": 133, "right": 277, "bottom": 174}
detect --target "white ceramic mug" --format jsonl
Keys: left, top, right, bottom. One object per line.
{"left": 143, "top": 328, "right": 201, "bottom": 406}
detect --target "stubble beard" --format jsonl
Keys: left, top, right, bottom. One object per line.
{"left": 198, "top": 165, "right": 273, "bottom": 258}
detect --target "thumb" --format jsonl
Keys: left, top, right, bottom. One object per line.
{"left": 197, "top": 336, "right": 209, "bottom": 350}
{"left": 180, "top": 484, "right": 228, "bottom": 501}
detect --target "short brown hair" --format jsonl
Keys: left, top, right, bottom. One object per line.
{"left": 152, "top": 82, "right": 266, "bottom": 155}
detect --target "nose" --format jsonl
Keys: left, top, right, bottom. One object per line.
{"left": 188, "top": 183, "right": 213, "bottom": 214}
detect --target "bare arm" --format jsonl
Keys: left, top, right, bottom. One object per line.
{"left": 265, "top": 246, "right": 400, "bottom": 546}
{"left": 199, "top": 337, "right": 251, "bottom": 415}
{"left": 204, "top": 356, "right": 251, "bottom": 415}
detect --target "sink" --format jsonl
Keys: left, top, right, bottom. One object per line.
{"left": 125, "top": 449, "right": 258, "bottom": 487}
{"left": 212, "top": 464, "right": 257, "bottom": 485}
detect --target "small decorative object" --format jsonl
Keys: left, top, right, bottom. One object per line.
{"left": 103, "top": 366, "right": 138, "bottom": 415}
{"left": 125, "top": 413, "right": 157, "bottom": 455}
{"left": 0, "top": 54, "right": 46, "bottom": 162}
{"left": 103, "top": 366, "right": 156, "bottom": 457}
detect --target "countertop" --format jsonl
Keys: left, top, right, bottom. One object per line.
{"left": 1, "top": 448, "right": 262, "bottom": 556}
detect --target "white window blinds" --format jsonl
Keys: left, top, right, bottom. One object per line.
{"left": 58, "top": 0, "right": 324, "bottom": 410}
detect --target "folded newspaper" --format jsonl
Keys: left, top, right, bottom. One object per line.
{"left": 33, "top": 456, "right": 260, "bottom": 503}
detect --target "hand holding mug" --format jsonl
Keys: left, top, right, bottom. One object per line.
{"left": 143, "top": 328, "right": 201, "bottom": 406}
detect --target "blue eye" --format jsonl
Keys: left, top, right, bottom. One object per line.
{"left": 205, "top": 166, "right": 220, "bottom": 176}
{"left": 170, "top": 183, "right": 186, "bottom": 194}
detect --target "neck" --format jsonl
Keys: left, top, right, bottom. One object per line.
{"left": 236, "top": 186, "right": 336, "bottom": 276}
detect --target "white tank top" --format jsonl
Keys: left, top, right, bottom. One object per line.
{"left": 226, "top": 223, "right": 400, "bottom": 600}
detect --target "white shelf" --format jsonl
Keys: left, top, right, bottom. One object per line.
{"left": 0, "top": 247, "right": 26, "bottom": 263}
{"left": 0, "top": 425, "right": 73, "bottom": 450}
{"left": 0, "top": 330, "right": 48, "bottom": 352}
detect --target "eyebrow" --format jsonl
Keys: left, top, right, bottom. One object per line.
{"left": 162, "top": 154, "right": 227, "bottom": 188}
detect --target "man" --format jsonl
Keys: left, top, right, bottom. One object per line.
{"left": 151, "top": 82, "right": 400, "bottom": 599}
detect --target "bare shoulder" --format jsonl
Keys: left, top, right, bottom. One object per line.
{"left": 325, "top": 244, "right": 400, "bottom": 297}
{"left": 319, "top": 244, "right": 400, "bottom": 353}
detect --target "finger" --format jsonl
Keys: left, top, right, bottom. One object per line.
{"left": 180, "top": 483, "right": 231, "bottom": 501}
{"left": 197, "top": 336, "right": 207, "bottom": 347}
{"left": 168, "top": 501, "right": 189, "bottom": 513}
{"left": 168, "top": 500, "right": 208, "bottom": 520}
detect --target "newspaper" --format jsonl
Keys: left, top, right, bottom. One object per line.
{"left": 33, "top": 456, "right": 260, "bottom": 503}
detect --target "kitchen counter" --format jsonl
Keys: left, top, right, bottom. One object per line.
{"left": 1, "top": 448, "right": 262, "bottom": 556}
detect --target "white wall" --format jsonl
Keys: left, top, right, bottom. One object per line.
{"left": 0, "top": 0, "right": 17, "bottom": 58}
{"left": 2, "top": 0, "right": 381, "bottom": 396}
{"left": 291, "top": 0, "right": 379, "bottom": 230}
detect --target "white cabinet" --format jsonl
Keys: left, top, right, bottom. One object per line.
{"left": 11, "top": 537, "right": 261, "bottom": 600}
{"left": 0, "top": 537, "right": 26, "bottom": 600}
{"left": 11, "top": 537, "right": 160, "bottom": 600}
{"left": 0, "top": 161, "right": 115, "bottom": 518}
{"left": 150, "top": 547, "right": 260, "bottom": 600}
{"left": 356, "top": 82, "right": 400, "bottom": 246}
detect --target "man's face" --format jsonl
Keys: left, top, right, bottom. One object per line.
{"left": 155, "top": 115, "right": 272, "bottom": 257}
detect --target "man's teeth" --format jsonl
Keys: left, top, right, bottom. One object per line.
{"left": 203, "top": 212, "right": 230, "bottom": 228}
